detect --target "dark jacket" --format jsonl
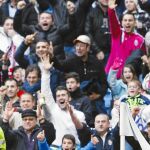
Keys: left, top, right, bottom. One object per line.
{"left": 1, "top": 119, "right": 55, "bottom": 150}
{"left": 78, "top": 124, "right": 120, "bottom": 149}
{"left": 13, "top": 2, "right": 38, "bottom": 37}
{"left": 70, "top": 88, "right": 94, "bottom": 127}
{"left": 14, "top": 19, "right": 65, "bottom": 59}
{"left": 54, "top": 54, "right": 108, "bottom": 98}
{"left": 59, "top": 0, "right": 94, "bottom": 46}
{"left": 85, "top": 2, "right": 111, "bottom": 55}
{"left": 36, "top": 0, "right": 68, "bottom": 27}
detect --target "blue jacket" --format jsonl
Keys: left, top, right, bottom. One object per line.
{"left": 107, "top": 68, "right": 127, "bottom": 100}
{"left": 38, "top": 139, "right": 96, "bottom": 150}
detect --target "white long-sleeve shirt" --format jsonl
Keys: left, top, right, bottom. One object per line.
{"left": 41, "top": 66, "right": 86, "bottom": 146}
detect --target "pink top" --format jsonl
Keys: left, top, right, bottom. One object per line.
{"left": 105, "top": 8, "right": 145, "bottom": 78}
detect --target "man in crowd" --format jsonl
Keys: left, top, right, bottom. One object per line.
{"left": 1, "top": 107, "right": 55, "bottom": 150}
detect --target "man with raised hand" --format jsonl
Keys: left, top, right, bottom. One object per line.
{"left": 40, "top": 54, "right": 86, "bottom": 147}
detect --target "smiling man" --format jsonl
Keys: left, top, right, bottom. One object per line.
{"left": 40, "top": 55, "right": 86, "bottom": 147}
{"left": 105, "top": 0, "right": 145, "bottom": 78}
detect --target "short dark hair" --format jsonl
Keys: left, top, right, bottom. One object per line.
{"left": 25, "top": 64, "right": 41, "bottom": 79}
{"left": 2, "top": 17, "right": 13, "bottom": 26}
{"left": 55, "top": 86, "right": 70, "bottom": 96}
{"left": 62, "top": 134, "right": 76, "bottom": 147}
{"left": 65, "top": 72, "right": 80, "bottom": 83}
{"left": 20, "top": 92, "right": 35, "bottom": 102}
{"left": 5, "top": 78, "right": 19, "bottom": 87}
{"left": 122, "top": 12, "right": 135, "bottom": 21}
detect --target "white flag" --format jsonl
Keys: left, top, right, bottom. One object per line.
{"left": 120, "top": 102, "right": 150, "bottom": 150}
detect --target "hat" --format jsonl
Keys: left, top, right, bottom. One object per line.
{"left": 21, "top": 109, "right": 37, "bottom": 118}
{"left": 73, "top": 35, "right": 91, "bottom": 45}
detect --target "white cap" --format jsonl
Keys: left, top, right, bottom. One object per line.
{"left": 73, "top": 35, "right": 91, "bottom": 45}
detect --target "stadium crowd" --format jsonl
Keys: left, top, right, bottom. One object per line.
{"left": 0, "top": 0, "right": 150, "bottom": 149}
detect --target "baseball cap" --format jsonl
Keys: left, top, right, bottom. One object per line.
{"left": 73, "top": 35, "right": 91, "bottom": 45}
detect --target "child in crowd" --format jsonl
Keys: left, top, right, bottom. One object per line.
{"left": 37, "top": 132, "right": 98, "bottom": 150}
{"left": 108, "top": 58, "right": 138, "bottom": 100}
{"left": 121, "top": 80, "right": 150, "bottom": 109}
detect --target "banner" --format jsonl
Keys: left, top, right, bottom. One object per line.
{"left": 120, "top": 102, "right": 150, "bottom": 150}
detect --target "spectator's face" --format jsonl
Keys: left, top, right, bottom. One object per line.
{"left": 20, "top": 94, "right": 35, "bottom": 110}
{"left": 56, "top": 90, "right": 69, "bottom": 110}
{"left": 62, "top": 138, "right": 75, "bottom": 150}
{"left": 26, "top": 70, "right": 39, "bottom": 86}
{"left": 3, "top": 18, "right": 13, "bottom": 34}
{"left": 94, "top": 115, "right": 110, "bottom": 135}
{"left": 123, "top": 67, "right": 134, "bottom": 83}
{"left": 66, "top": 1, "right": 76, "bottom": 14}
{"left": 36, "top": 41, "right": 49, "bottom": 59}
{"left": 66, "top": 78, "right": 79, "bottom": 92}
{"left": 127, "top": 81, "right": 140, "bottom": 97}
{"left": 122, "top": 14, "right": 135, "bottom": 33}
{"left": 98, "top": 0, "right": 108, "bottom": 7}
{"left": 22, "top": 116, "right": 37, "bottom": 132}
{"left": 5, "top": 80, "right": 19, "bottom": 98}
{"left": 39, "top": 13, "right": 53, "bottom": 31}
{"left": 13, "top": 68, "right": 25, "bottom": 82}
{"left": 125, "top": 0, "right": 137, "bottom": 12}
{"left": 75, "top": 42, "right": 89, "bottom": 57}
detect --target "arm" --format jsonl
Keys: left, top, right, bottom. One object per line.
{"left": 14, "top": 41, "right": 30, "bottom": 68}
{"left": 85, "top": 10, "right": 101, "bottom": 55}
{"left": 108, "top": 0, "right": 121, "bottom": 38}
{"left": 14, "top": 33, "right": 36, "bottom": 68}
{"left": 67, "top": 103, "right": 84, "bottom": 129}
{"left": 40, "top": 55, "right": 57, "bottom": 115}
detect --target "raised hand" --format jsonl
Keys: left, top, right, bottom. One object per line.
{"left": 3, "top": 101, "right": 14, "bottom": 121}
{"left": 108, "top": 0, "right": 117, "bottom": 9}
{"left": 111, "top": 57, "right": 123, "bottom": 70}
{"left": 37, "top": 130, "right": 45, "bottom": 142}
{"left": 41, "top": 54, "right": 54, "bottom": 70}
{"left": 17, "top": 0, "right": 26, "bottom": 10}
{"left": 24, "top": 32, "right": 37, "bottom": 45}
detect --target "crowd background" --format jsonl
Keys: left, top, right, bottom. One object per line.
{"left": 0, "top": 0, "right": 150, "bottom": 149}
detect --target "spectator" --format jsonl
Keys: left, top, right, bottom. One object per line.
{"left": 0, "top": 17, "right": 24, "bottom": 70}
{"left": 0, "top": 79, "right": 20, "bottom": 112}
{"left": 1, "top": 107, "right": 55, "bottom": 150}
{"left": 0, "top": 0, "right": 17, "bottom": 18}
{"left": 22, "top": 64, "right": 41, "bottom": 94}
{"left": 53, "top": 35, "right": 108, "bottom": 99}
{"left": 123, "top": 0, "right": 150, "bottom": 36}
{"left": 85, "top": 0, "right": 111, "bottom": 63}
{"left": 12, "top": 66, "right": 25, "bottom": 86}
{"left": 14, "top": 11, "right": 65, "bottom": 59}
{"left": 79, "top": 113, "right": 120, "bottom": 150}
{"left": 105, "top": 0, "right": 145, "bottom": 78}
{"left": 65, "top": 72, "right": 93, "bottom": 127}
{"left": 108, "top": 58, "right": 138, "bottom": 100}
{"left": 13, "top": 0, "right": 38, "bottom": 36}
{"left": 37, "top": 132, "right": 98, "bottom": 150}
{"left": 36, "top": 0, "right": 68, "bottom": 27}
{"left": 40, "top": 55, "right": 86, "bottom": 146}
{"left": 14, "top": 37, "right": 63, "bottom": 96}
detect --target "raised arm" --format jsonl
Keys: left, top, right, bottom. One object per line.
{"left": 108, "top": 0, "right": 121, "bottom": 38}
{"left": 14, "top": 33, "right": 36, "bottom": 68}
{"left": 40, "top": 54, "right": 56, "bottom": 117}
